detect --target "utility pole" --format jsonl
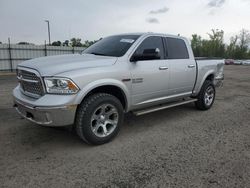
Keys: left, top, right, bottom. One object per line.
{"left": 45, "top": 20, "right": 51, "bottom": 45}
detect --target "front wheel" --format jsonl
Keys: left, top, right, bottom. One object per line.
{"left": 195, "top": 80, "right": 215, "bottom": 110}
{"left": 75, "top": 93, "right": 124, "bottom": 145}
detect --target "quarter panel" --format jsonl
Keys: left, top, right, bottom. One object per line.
{"left": 193, "top": 60, "right": 220, "bottom": 94}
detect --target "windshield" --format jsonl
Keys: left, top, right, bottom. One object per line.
{"left": 83, "top": 35, "right": 140, "bottom": 57}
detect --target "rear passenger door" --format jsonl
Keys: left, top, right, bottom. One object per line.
{"left": 164, "top": 37, "right": 196, "bottom": 96}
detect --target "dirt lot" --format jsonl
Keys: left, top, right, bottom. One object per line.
{"left": 0, "top": 66, "right": 250, "bottom": 188}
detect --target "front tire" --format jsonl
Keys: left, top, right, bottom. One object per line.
{"left": 75, "top": 93, "right": 124, "bottom": 145}
{"left": 195, "top": 80, "right": 215, "bottom": 110}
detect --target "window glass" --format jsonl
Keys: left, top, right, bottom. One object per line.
{"left": 166, "top": 37, "right": 189, "bottom": 59}
{"left": 134, "top": 36, "right": 164, "bottom": 59}
{"left": 83, "top": 35, "right": 140, "bottom": 57}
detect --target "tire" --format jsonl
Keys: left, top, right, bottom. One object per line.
{"left": 195, "top": 80, "right": 216, "bottom": 110}
{"left": 75, "top": 93, "right": 124, "bottom": 145}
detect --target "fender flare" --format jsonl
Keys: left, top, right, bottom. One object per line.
{"left": 195, "top": 70, "right": 215, "bottom": 95}
{"left": 73, "top": 79, "right": 130, "bottom": 111}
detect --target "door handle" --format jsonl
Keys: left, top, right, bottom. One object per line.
{"left": 188, "top": 65, "right": 195, "bottom": 68}
{"left": 159, "top": 66, "right": 168, "bottom": 70}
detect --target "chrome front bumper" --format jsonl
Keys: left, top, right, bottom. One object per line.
{"left": 13, "top": 86, "right": 77, "bottom": 126}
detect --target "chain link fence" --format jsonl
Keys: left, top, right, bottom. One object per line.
{"left": 0, "top": 41, "right": 85, "bottom": 71}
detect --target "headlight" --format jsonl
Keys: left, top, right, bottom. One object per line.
{"left": 44, "top": 77, "right": 79, "bottom": 94}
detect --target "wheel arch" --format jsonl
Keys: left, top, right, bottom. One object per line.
{"left": 194, "top": 71, "right": 215, "bottom": 96}
{"left": 205, "top": 74, "right": 215, "bottom": 82}
{"left": 74, "top": 79, "right": 130, "bottom": 112}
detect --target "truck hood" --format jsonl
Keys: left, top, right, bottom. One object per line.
{"left": 18, "top": 54, "right": 117, "bottom": 76}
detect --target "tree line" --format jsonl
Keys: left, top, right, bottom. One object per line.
{"left": 0, "top": 38, "right": 101, "bottom": 48}
{"left": 191, "top": 29, "right": 250, "bottom": 59}
{"left": 51, "top": 38, "right": 101, "bottom": 48}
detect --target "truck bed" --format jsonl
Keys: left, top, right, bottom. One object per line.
{"left": 193, "top": 58, "right": 224, "bottom": 95}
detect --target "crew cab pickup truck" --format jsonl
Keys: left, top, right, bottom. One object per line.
{"left": 13, "top": 33, "right": 224, "bottom": 145}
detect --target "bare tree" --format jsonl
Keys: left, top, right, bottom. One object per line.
{"left": 226, "top": 35, "right": 238, "bottom": 58}
{"left": 207, "top": 29, "right": 224, "bottom": 43}
{"left": 238, "top": 29, "right": 250, "bottom": 50}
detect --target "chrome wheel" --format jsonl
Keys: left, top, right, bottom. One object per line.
{"left": 204, "top": 86, "right": 214, "bottom": 106}
{"left": 91, "top": 104, "right": 119, "bottom": 138}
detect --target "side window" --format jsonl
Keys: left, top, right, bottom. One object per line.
{"left": 166, "top": 37, "right": 189, "bottom": 59}
{"left": 134, "top": 36, "right": 164, "bottom": 59}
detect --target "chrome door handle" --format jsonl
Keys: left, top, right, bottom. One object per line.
{"left": 188, "top": 65, "right": 195, "bottom": 68}
{"left": 159, "top": 66, "right": 168, "bottom": 70}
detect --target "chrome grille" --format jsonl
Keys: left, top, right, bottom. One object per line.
{"left": 17, "top": 69, "right": 44, "bottom": 97}
{"left": 19, "top": 70, "right": 38, "bottom": 81}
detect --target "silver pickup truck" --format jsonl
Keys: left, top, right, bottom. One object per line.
{"left": 13, "top": 33, "right": 224, "bottom": 145}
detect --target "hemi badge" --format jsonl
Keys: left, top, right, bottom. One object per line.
{"left": 132, "top": 78, "right": 143, "bottom": 83}
{"left": 122, "top": 78, "right": 131, "bottom": 82}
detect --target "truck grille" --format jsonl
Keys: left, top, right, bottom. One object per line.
{"left": 17, "top": 69, "right": 44, "bottom": 97}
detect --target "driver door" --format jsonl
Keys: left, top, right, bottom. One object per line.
{"left": 130, "top": 36, "right": 170, "bottom": 107}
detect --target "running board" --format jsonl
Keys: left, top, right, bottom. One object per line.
{"left": 133, "top": 98, "right": 197, "bottom": 116}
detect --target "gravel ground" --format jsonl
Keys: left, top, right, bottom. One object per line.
{"left": 0, "top": 65, "right": 250, "bottom": 188}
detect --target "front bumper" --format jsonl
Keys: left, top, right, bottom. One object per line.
{"left": 13, "top": 86, "right": 77, "bottom": 126}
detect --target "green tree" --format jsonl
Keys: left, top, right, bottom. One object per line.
{"left": 238, "top": 29, "right": 250, "bottom": 50}
{"left": 51, "top": 41, "right": 62, "bottom": 46}
{"left": 225, "top": 29, "right": 250, "bottom": 59}
{"left": 17, "top": 42, "right": 32, "bottom": 45}
{"left": 236, "top": 29, "right": 250, "bottom": 59}
{"left": 226, "top": 36, "right": 238, "bottom": 59}
{"left": 191, "top": 34, "right": 202, "bottom": 57}
{"left": 205, "top": 29, "right": 225, "bottom": 58}
{"left": 70, "top": 38, "right": 82, "bottom": 47}
{"left": 83, "top": 40, "right": 94, "bottom": 48}
{"left": 63, "top": 40, "right": 69, "bottom": 46}
{"left": 191, "top": 29, "right": 225, "bottom": 58}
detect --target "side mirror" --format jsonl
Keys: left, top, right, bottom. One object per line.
{"left": 130, "top": 48, "right": 161, "bottom": 62}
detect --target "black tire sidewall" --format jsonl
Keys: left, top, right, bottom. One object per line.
{"left": 203, "top": 84, "right": 215, "bottom": 109}
{"left": 77, "top": 93, "right": 124, "bottom": 145}
{"left": 196, "top": 80, "right": 216, "bottom": 110}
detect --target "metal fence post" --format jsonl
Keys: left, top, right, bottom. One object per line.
{"left": 44, "top": 40, "right": 47, "bottom": 56}
{"left": 8, "top": 38, "right": 13, "bottom": 72}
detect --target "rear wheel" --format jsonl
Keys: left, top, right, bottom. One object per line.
{"left": 195, "top": 80, "right": 215, "bottom": 110}
{"left": 75, "top": 93, "right": 124, "bottom": 145}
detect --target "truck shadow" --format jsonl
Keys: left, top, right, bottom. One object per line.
{"left": 11, "top": 103, "right": 198, "bottom": 149}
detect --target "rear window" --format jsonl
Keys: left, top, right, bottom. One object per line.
{"left": 165, "top": 37, "right": 189, "bottom": 59}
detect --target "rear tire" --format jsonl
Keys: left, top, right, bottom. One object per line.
{"left": 195, "top": 80, "right": 215, "bottom": 110}
{"left": 75, "top": 93, "right": 124, "bottom": 145}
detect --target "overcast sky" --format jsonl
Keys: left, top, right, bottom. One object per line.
{"left": 0, "top": 0, "right": 250, "bottom": 44}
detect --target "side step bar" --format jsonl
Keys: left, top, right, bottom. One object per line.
{"left": 133, "top": 98, "right": 197, "bottom": 116}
